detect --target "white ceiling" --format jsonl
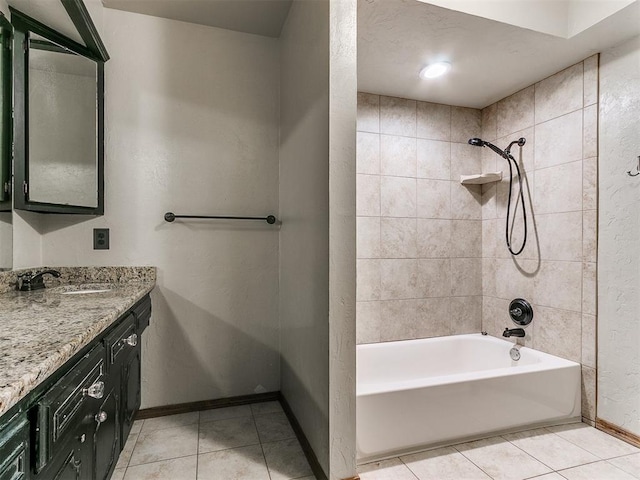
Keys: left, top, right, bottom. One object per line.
{"left": 9, "top": 0, "right": 87, "bottom": 45}
{"left": 358, "top": 0, "right": 640, "bottom": 108}
{"left": 102, "top": 0, "right": 293, "bottom": 38}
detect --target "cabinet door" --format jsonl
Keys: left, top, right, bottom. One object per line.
{"left": 0, "top": 413, "right": 29, "bottom": 480}
{"left": 120, "top": 347, "right": 141, "bottom": 446}
{"left": 48, "top": 450, "right": 83, "bottom": 480}
{"left": 91, "top": 388, "right": 119, "bottom": 480}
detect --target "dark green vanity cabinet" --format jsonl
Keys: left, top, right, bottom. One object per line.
{"left": 0, "top": 293, "right": 151, "bottom": 480}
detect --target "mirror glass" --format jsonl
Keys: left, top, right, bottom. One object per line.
{"left": 0, "top": 17, "right": 11, "bottom": 271}
{"left": 28, "top": 33, "right": 98, "bottom": 207}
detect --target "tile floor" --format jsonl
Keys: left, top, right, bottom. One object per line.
{"left": 358, "top": 422, "right": 640, "bottom": 480}
{"left": 113, "top": 401, "right": 316, "bottom": 480}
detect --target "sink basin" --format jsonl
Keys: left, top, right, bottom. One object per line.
{"left": 61, "top": 289, "right": 111, "bottom": 295}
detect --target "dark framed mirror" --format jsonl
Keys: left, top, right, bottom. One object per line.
{"left": 0, "top": 12, "right": 12, "bottom": 270}
{"left": 11, "top": 7, "right": 104, "bottom": 214}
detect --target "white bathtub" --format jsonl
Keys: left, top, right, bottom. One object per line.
{"left": 357, "top": 333, "right": 581, "bottom": 463}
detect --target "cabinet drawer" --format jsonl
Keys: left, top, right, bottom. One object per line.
{"left": 105, "top": 313, "right": 137, "bottom": 367}
{"left": 0, "top": 413, "right": 28, "bottom": 480}
{"left": 35, "top": 344, "right": 105, "bottom": 472}
{"left": 132, "top": 295, "right": 151, "bottom": 333}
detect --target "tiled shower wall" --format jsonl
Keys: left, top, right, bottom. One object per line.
{"left": 356, "top": 95, "right": 483, "bottom": 343}
{"left": 356, "top": 55, "right": 598, "bottom": 422}
{"left": 481, "top": 56, "right": 598, "bottom": 422}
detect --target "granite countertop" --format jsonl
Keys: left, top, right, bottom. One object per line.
{"left": 0, "top": 267, "right": 156, "bottom": 418}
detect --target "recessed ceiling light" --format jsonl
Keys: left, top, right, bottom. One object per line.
{"left": 419, "top": 62, "right": 451, "bottom": 79}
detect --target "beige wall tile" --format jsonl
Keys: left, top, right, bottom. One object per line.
{"left": 357, "top": 92, "right": 379, "bottom": 133}
{"left": 417, "top": 179, "right": 451, "bottom": 219}
{"left": 535, "top": 110, "right": 583, "bottom": 170}
{"left": 380, "top": 134, "right": 417, "bottom": 177}
{"left": 582, "top": 157, "right": 597, "bottom": 211}
{"left": 482, "top": 258, "right": 497, "bottom": 297}
{"left": 582, "top": 262, "right": 596, "bottom": 316}
{"left": 451, "top": 143, "right": 482, "bottom": 181}
{"left": 357, "top": 132, "right": 380, "bottom": 175}
{"left": 357, "top": 216, "right": 381, "bottom": 259}
{"left": 357, "top": 259, "right": 381, "bottom": 301}
{"left": 381, "top": 176, "right": 416, "bottom": 217}
{"left": 417, "top": 219, "right": 451, "bottom": 258}
{"left": 481, "top": 146, "right": 498, "bottom": 175}
{"left": 482, "top": 296, "right": 511, "bottom": 338}
{"left": 380, "top": 96, "right": 416, "bottom": 137}
{"left": 356, "top": 174, "right": 380, "bottom": 216}
{"left": 482, "top": 219, "right": 497, "bottom": 258}
{"left": 379, "top": 300, "right": 418, "bottom": 341}
{"left": 417, "top": 258, "right": 451, "bottom": 297}
{"left": 451, "top": 106, "right": 482, "bottom": 144}
{"left": 583, "top": 210, "right": 597, "bottom": 263}
{"left": 481, "top": 184, "right": 497, "bottom": 220}
{"left": 451, "top": 296, "right": 482, "bottom": 334}
{"left": 451, "top": 258, "right": 482, "bottom": 296}
{"left": 494, "top": 258, "right": 536, "bottom": 303}
{"left": 417, "top": 139, "right": 450, "bottom": 180}
{"left": 416, "top": 297, "right": 452, "bottom": 337}
{"left": 381, "top": 217, "right": 417, "bottom": 258}
{"left": 497, "top": 86, "right": 534, "bottom": 138}
{"left": 380, "top": 259, "right": 418, "bottom": 300}
{"left": 534, "top": 161, "right": 582, "bottom": 214}
{"left": 451, "top": 220, "right": 482, "bottom": 258}
{"left": 417, "top": 101, "right": 451, "bottom": 141}
{"left": 535, "top": 62, "right": 583, "bottom": 124}
{"left": 536, "top": 212, "right": 582, "bottom": 262}
{"left": 535, "top": 260, "right": 582, "bottom": 311}
{"left": 451, "top": 183, "right": 482, "bottom": 220}
{"left": 533, "top": 305, "right": 582, "bottom": 363}
{"left": 582, "top": 366, "right": 596, "bottom": 421}
{"left": 583, "top": 104, "right": 598, "bottom": 159}
{"left": 582, "top": 314, "right": 596, "bottom": 368}
{"left": 482, "top": 103, "right": 498, "bottom": 140}
{"left": 583, "top": 55, "right": 599, "bottom": 107}
{"left": 356, "top": 301, "right": 381, "bottom": 344}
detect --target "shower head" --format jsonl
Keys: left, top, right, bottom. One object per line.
{"left": 504, "top": 137, "right": 526, "bottom": 156}
{"left": 468, "top": 137, "right": 506, "bottom": 158}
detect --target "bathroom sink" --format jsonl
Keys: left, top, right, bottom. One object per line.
{"left": 51, "top": 284, "right": 113, "bottom": 295}
{"left": 61, "top": 289, "right": 111, "bottom": 295}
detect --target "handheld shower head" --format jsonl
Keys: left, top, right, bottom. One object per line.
{"left": 468, "top": 137, "right": 506, "bottom": 158}
{"left": 468, "top": 138, "right": 485, "bottom": 147}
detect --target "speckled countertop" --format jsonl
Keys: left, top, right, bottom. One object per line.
{"left": 0, "top": 267, "right": 156, "bottom": 417}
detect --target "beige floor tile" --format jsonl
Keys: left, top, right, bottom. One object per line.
{"left": 558, "top": 460, "right": 637, "bottom": 479}
{"left": 608, "top": 453, "right": 640, "bottom": 479}
{"left": 130, "top": 420, "right": 144, "bottom": 434}
{"left": 123, "top": 455, "right": 197, "bottom": 480}
{"left": 197, "top": 444, "right": 270, "bottom": 480}
{"left": 262, "top": 438, "right": 313, "bottom": 480}
{"left": 527, "top": 474, "right": 566, "bottom": 479}
{"left": 198, "top": 416, "right": 260, "bottom": 454}
{"left": 129, "top": 424, "right": 198, "bottom": 466}
{"left": 294, "top": 477, "right": 317, "bottom": 480}
{"left": 111, "top": 468, "right": 126, "bottom": 480}
{"left": 251, "top": 401, "right": 283, "bottom": 416}
{"left": 546, "top": 424, "right": 640, "bottom": 459}
{"left": 140, "top": 412, "right": 199, "bottom": 433}
{"left": 199, "top": 405, "right": 252, "bottom": 423}
{"left": 254, "top": 411, "right": 296, "bottom": 443}
{"left": 401, "top": 446, "right": 490, "bottom": 479}
{"left": 455, "top": 436, "right": 551, "bottom": 480}
{"left": 115, "top": 433, "right": 139, "bottom": 469}
{"left": 358, "top": 458, "right": 418, "bottom": 480}
{"left": 503, "top": 428, "right": 598, "bottom": 470}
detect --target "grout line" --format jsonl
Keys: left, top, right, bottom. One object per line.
{"left": 252, "top": 410, "right": 274, "bottom": 480}
{"left": 450, "top": 443, "right": 498, "bottom": 479}
{"left": 195, "top": 411, "right": 200, "bottom": 480}
{"left": 396, "top": 456, "right": 421, "bottom": 480}
{"left": 127, "top": 453, "right": 198, "bottom": 469}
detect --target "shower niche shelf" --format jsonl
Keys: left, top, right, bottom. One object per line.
{"left": 460, "top": 171, "right": 502, "bottom": 185}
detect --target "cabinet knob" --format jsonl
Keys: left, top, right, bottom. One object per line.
{"left": 123, "top": 333, "right": 138, "bottom": 347}
{"left": 83, "top": 380, "right": 105, "bottom": 399}
{"left": 95, "top": 411, "right": 108, "bottom": 424}
{"left": 79, "top": 433, "right": 86, "bottom": 443}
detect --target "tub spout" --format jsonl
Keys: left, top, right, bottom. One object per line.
{"left": 503, "top": 327, "right": 525, "bottom": 338}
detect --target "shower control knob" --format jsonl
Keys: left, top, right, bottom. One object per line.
{"left": 509, "top": 299, "right": 533, "bottom": 326}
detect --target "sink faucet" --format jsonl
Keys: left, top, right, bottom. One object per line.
{"left": 503, "top": 327, "right": 525, "bottom": 338}
{"left": 17, "top": 269, "right": 61, "bottom": 291}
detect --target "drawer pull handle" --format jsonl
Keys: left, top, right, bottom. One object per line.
{"left": 83, "top": 380, "right": 105, "bottom": 399}
{"left": 122, "top": 333, "right": 138, "bottom": 347}
{"left": 79, "top": 433, "right": 86, "bottom": 443}
{"left": 95, "top": 411, "right": 108, "bottom": 423}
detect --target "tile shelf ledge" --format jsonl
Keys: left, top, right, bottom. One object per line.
{"left": 460, "top": 172, "right": 503, "bottom": 185}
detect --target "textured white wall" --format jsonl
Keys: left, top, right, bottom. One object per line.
{"left": 598, "top": 35, "right": 640, "bottom": 437}
{"left": 34, "top": 9, "right": 281, "bottom": 408}
{"left": 279, "top": 0, "right": 330, "bottom": 474}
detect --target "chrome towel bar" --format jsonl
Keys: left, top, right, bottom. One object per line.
{"left": 164, "top": 212, "right": 278, "bottom": 224}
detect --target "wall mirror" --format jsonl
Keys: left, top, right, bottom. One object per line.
{"left": 0, "top": 13, "right": 11, "bottom": 270}
{"left": 11, "top": 7, "right": 104, "bottom": 214}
